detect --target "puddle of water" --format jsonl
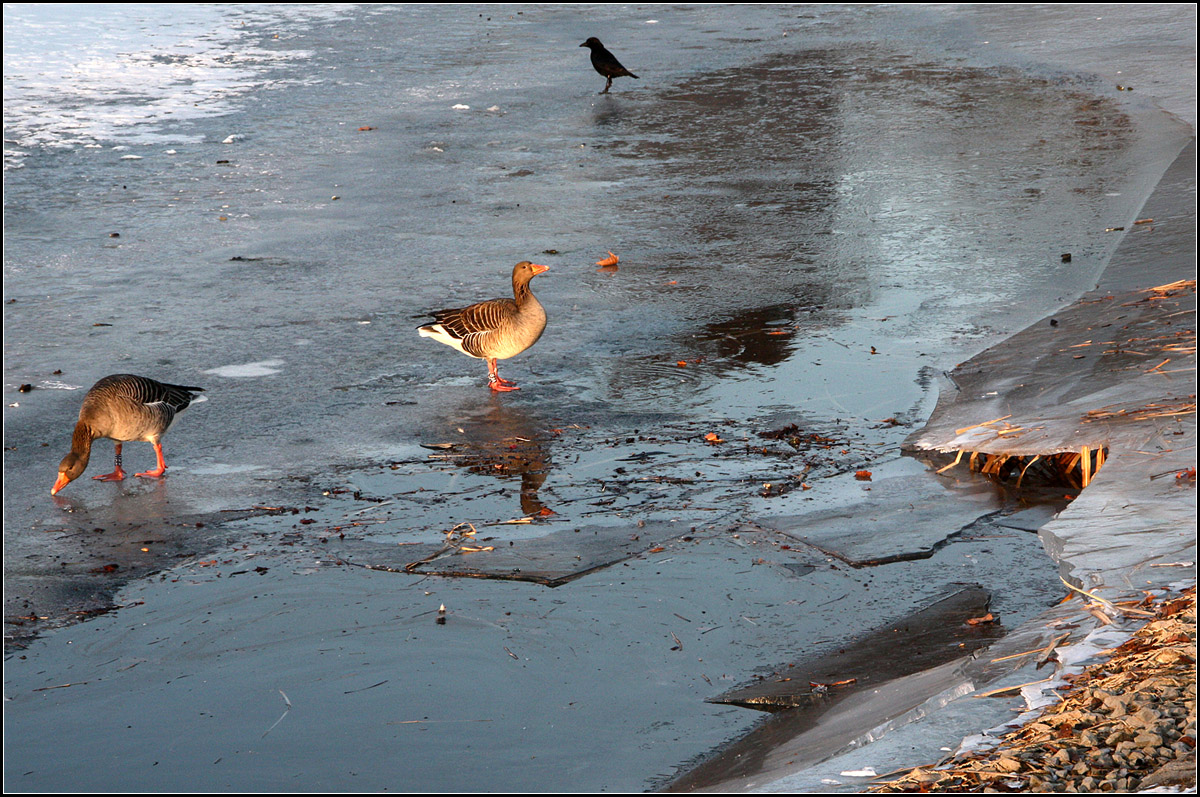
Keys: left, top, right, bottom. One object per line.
{"left": 187, "top": 463, "right": 264, "bottom": 475}
{"left": 202, "top": 360, "right": 285, "bottom": 378}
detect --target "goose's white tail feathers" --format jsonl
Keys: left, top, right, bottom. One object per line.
{"left": 418, "top": 324, "right": 474, "bottom": 357}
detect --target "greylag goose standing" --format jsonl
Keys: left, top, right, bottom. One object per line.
{"left": 51, "top": 374, "right": 205, "bottom": 495}
{"left": 418, "top": 261, "right": 549, "bottom": 392}
{"left": 580, "top": 37, "right": 639, "bottom": 94}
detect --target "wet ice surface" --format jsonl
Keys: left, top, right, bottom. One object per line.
{"left": 3, "top": 4, "right": 1191, "bottom": 792}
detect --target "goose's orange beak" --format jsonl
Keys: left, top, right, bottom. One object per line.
{"left": 531, "top": 264, "right": 549, "bottom": 275}
{"left": 51, "top": 472, "right": 70, "bottom": 496}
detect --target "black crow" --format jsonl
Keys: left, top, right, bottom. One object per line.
{"left": 580, "top": 37, "right": 639, "bottom": 94}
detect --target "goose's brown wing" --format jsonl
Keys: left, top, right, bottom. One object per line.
{"left": 428, "top": 298, "right": 517, "bottom": 357}
{"left": 430, "top": 298, "right": 516, "bottom": 336}
{"left": 80, "top": 374, "right": 204, "bottom": 440}
{"left": 95, "top": 374, "right": 204, "bottom": 414}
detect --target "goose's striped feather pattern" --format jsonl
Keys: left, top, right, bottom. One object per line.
{"left": 90, "top": 374, "right": 204, "bottom": 412}
{"left": 427, "top": 298, "right": 523, "bottom": 358}
{"left": 81, "top": 374, "right": 203, "bottom": 439}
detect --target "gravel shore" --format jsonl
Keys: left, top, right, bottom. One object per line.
{"left": 871, "top": 586, "right": 1196, "bottom": 793}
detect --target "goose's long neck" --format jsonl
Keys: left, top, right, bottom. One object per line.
{"left": 514, "top": 277, "right": 535, "bottom": 306}
{"left": 71, "top": 422, "right": 96, "bottom": 465}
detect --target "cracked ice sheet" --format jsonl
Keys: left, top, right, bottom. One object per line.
{"left": 905, "top": 143, "right": 1197, "bottom": 589}
{"left": 335, "top": 519, "right": 694, "bottom": 586}
{"left": 739, "top": 138, "right": 1198, "bottom": 797}
{"left": 752, "top": 457, "right": 1007, "bottom": 565}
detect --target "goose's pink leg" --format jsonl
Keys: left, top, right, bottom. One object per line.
{"left": 136, "top": 442, "right": 168, "bottom": 478}
{"left": 93, "top": 443, "right": 127, "bottom": 482}
{"left": 487, "top": 358, "right": 519, "bottom": 392}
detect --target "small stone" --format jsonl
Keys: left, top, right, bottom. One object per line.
{"left": 1106, "top": 730, "right": 1133, "bottom": 746}
{"left": 1132, "top": 706, "right": 1162, "bottom": 725}
{"left": 1103, "top": 694, "right": 1136, "bottom": 717}
{"left": 1135, "top": 732, "right": 1165, "bottom": 748}
{"left": 996, "top": 757, "right": 1022, "bottom": 773}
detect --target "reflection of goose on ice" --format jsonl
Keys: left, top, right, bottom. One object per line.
{"left": 423, "top": 401, "right": 553, "bottom": 517}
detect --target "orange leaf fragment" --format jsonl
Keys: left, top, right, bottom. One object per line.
{"left": 677, "top": 360, "right": 687, "bottom": 367}
{"left": 704, "top": 432, "right": 724, "bottom": 444}
{"left": 809, "top": 678, "right": 856, "bottom": 689}
{"left": 596, "top": 251, "right": 619, "bottom": 266}
{"left": 966, "top": 613, "right": 996, "bottom": 625}
{"left": 358, "top": 126, "right": 376, "bottom": 131}
{"left": 854, "top": 470, "right": 872, "bottom": 481}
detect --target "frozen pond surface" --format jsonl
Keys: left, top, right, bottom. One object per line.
{"left": 3, "top": 4, "right": 1194, "bottom": 792}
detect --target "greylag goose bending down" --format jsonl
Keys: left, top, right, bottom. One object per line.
{"left": 51, "top": 374, "right": 205, "bottom": 495}
{"left": 418, "top": 261, "right": 549, "bottom": 392}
